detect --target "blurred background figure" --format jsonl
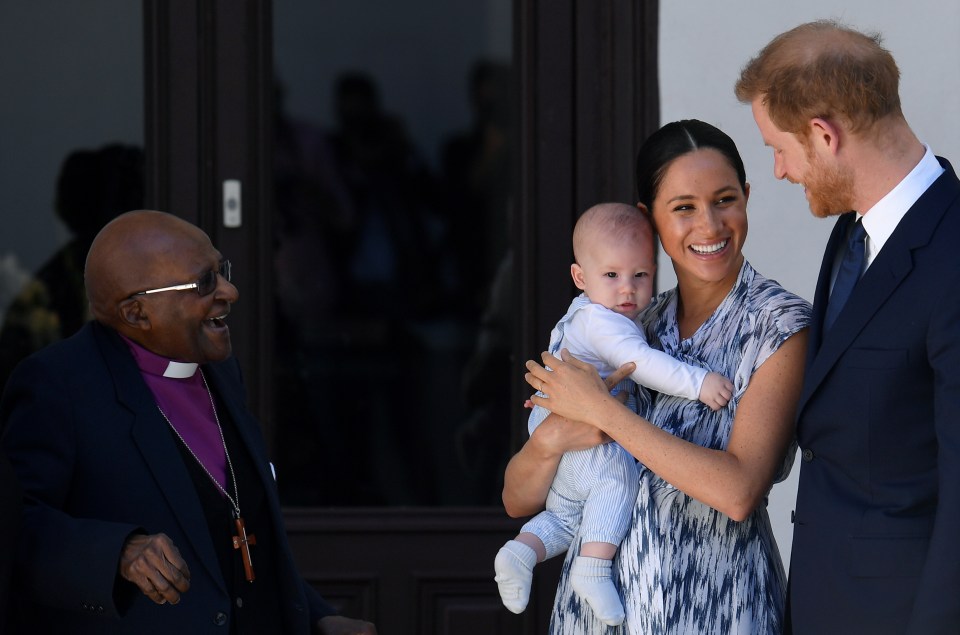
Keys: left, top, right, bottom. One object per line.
{"left": 272, "top": 71, "right": 445, "bottom": 505}
{"left": 440, "top": 59, "right": 514, "bottom": 317}
{"left": 0, "top": 143, "right": 144, "bottom": 392}
{"left": 443, "top": 59, "right": 518, "bottom": 503}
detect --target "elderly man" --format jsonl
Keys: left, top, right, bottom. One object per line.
{"left": 0, "top": 210, "right": 375, "bottom": 635}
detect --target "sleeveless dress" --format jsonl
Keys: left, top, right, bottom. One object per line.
{"left": 549, "top": 261, "right": 812, "bottom": 635}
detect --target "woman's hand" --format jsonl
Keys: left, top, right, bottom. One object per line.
{"left": 503, "top": 353, "right": 633, "bottom": 517}
{"left": 525, "top": 349, "right": 634, "bottom": 429}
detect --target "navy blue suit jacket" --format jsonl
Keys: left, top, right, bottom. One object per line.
{"left": 790, "top": 157, "right": 960, "bottom": 634}
{"left": 0, "top": 321, "right": 334, "bottom": 634}
{"left": 0, "top": 452, "right": 19, "bottom": 635}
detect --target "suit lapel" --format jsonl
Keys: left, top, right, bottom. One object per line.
{"left": 202, "top": 363, "right": 274, "bottom": 493}
{"left": 799, "top": 159, "right": 960, "bottom": 413}
{"left": 93, "top": 325, "right": 226, "bottom": 592}
{"left": 204, "top": 363, "right": 292, "bottom": 550}
{"left": 807, "top": 213, "right": 851, "bottom": 360}
{"left": 203, "top": 362, "right": 303, "bottom": 586}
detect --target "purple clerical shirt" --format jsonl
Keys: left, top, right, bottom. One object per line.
{"left": 122, "top": 336, "right": 229, "bottom": 494}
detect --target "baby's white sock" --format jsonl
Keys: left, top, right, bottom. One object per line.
{"left": 494, "top": 540, "right": 538, "bottom": 614}
{"left": 570, "top": 555, "right": 625, "bottom": 626}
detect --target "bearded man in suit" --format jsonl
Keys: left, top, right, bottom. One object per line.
{"left": 737, "top": 20, "right": 960, "bottom": 635}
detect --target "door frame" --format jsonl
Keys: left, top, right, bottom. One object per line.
{"left": 144, "top": 0, "right": 275, "bottom": 440}
{"left": 514, "top": 0, "right": 660, "bottom": 448}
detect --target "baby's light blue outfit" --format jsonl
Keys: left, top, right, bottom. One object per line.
{"left": 521, "top": 293, "right": 709, "bottom": 559}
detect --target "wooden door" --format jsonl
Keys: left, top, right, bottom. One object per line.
{"left": 145, "top": 1, "right": 658, "bottom": 632}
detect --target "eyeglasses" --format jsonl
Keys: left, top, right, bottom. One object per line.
{"left": 131, "top": 260, "right": 232, "bottom": 297}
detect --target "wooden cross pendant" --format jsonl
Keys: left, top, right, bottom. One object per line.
{"left": 232, "top": 516, "right": 257, "bottom": 582}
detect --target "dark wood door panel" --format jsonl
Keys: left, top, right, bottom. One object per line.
{"left": 284, "top": 508, "right": 561, "bottom": 634}
{"left": 147, "top": 2, "right": 658, "bottom": 633}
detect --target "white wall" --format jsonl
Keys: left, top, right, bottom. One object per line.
{"left": 658, "top": 2, "right": 960, "bottom": 568}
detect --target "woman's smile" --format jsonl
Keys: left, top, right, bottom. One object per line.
{"left": 690, "top": 238, "right": 730, "bottom": 256}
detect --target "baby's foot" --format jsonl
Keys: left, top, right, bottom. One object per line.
{"left": 494, "top": 540, "right": 537, "bottom": 614}
{"left": 570, "top": 555, "right": 625, "bottom": 626}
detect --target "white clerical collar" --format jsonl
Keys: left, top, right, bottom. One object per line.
{"left": 163, "top": 360, "right": 199, "bottom": 378}
{"left": 120, "top": 333, "right": 200, "bottom": 379}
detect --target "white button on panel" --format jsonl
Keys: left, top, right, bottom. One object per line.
{"left": 223, "top": 179, "right": 242, "bottom": 228}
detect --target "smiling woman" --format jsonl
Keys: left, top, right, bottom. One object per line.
{"left": 645, "top": 147, "right": 748, "bottom": 335}
{"left": 503, "top": 119, "right": 812, "bottom": 634}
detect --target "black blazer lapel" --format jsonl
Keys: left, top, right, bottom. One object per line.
{"left": 202, "top": 362, "right": 305, "bottom": 596}
{"left": 92, "top": 324, "right": 226, "bottom": 593}
{"left": 202, "top": 363, "right": 289, "bottom": 544}
{"left": 799, "top": 158, "right": 960, "bottom": 414}
{"left": 806, "top": 213, "right": 851, "bottom": 360}
{"left": 202, "top": 362, "right": 274, "bottom": 495}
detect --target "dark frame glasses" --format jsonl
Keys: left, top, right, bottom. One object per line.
{"left": 131, "top": 260, "right": 232, "bottom": 297}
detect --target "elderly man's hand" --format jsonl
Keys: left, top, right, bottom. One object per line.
{"left": 316, "top": 615, "right": 378, "bottom": 635}
{"left": 118, "top": 533, "right": 191, "bottom": 605}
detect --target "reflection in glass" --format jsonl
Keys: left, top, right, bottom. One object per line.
{"left": 0, "top": 3, "right": 143, "bottom": 391}
{"left": 0, "top": 145, "right": 144, "bottom": 387}
{"left": 272, "top": 1, "right": 515, "bottom": 506}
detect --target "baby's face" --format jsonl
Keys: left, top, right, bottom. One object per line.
{"left": 572, "top": 235, "right": 655, "bottom": 320}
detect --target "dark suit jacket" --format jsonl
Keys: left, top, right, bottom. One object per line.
{"left": 0, "top": 321, "right": 335, "bottom": 634}
{"left": 790, "top": 157, "right": 960, "bottom": 634}
{"left": 0, "top": 452, "right": 20, "bottom": 635}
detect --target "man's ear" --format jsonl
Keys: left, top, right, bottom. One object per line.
{"left": 809, "top": 117, "right": 842, "bottom": 156}
{"left": 117, "top": 297, "right": 151, "bottom": 331}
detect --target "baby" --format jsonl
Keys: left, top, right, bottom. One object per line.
{"left": 494, "top": 202, "right": 733, "bottom": 625}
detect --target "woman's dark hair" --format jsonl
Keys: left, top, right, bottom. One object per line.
{"left": 635, "top": 119, "right": 747, "bottom": 209}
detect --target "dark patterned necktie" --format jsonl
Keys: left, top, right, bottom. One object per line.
{"left": 824, "top": 218, "right": 867, "bottom": 330}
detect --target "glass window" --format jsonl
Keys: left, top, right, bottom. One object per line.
{"left": 272, "top": 0, "right": 516, "bottom": 506}
{"left": 0, "top": 2, "right": 144, "bottom": 390}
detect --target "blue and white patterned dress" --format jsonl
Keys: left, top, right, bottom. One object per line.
{"left": 549, "top": 260, "right": 812, "bottom": 634}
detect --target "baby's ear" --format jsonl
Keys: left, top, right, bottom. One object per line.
{"left": 570, "top": 263, "right": 587, "bottom": 290}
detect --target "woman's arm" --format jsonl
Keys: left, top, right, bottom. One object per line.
{"left": 501, "top": 413, "right": 607, "bottom": 517}
{"left": 502, "top": 360, "right": 636, "bottom": 517}
{"left": 527, "top": 330, "right": 807, "bottom": 521}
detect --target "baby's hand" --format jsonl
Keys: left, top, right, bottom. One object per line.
{"left": 699, "top": 372, "right": 733, "bottom": 411}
